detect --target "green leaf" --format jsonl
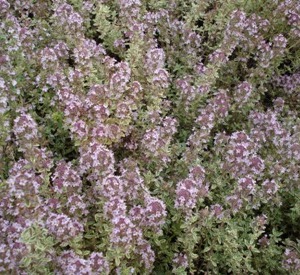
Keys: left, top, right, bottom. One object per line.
{"left": 203, "top": 246, "right": 211, "bottom": 253}
{"left": 20, "top": 257, "right": 32, "bottom": 268}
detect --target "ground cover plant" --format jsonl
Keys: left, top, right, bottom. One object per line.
{"left": 0, "top": 0, "right": 300, "bottom": 274}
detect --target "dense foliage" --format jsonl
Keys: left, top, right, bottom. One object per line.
{"left": 0, "top": 0, "right": 300, "bottom": 274}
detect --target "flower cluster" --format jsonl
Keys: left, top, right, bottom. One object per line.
{"left": 6, "top": 160, "right": 42, "bottom": 218}
{"left": 1, "top": 0, "right": 300, "bottom": 273}
{"left": 282, "top": 248, "right": 300, "bottom": 272}
{"left": 185, "top": 90, "right": 230, "bottom": 161}
{"left": 52, "top": 3, "right": 83, "bottom": 34}
{"left": 73, "top": 38, "right": 106, "bottom": 74}
{"left": 109, "top": 215, "right": 137, "bottom": 250}
{"left": 141, "top": 116, "right": 177, "bottom": 165}
{"left": 56, "top": 250, "right": 109, "bottom": 275}
{"left": 143, "top": 196, "right": 167, "bottom": 232}
{"left": 79, "top": 140, "right": 115, "bottom": 181}
{"left": 275, "top": 0, "right": 300, "bottom": 37}
{"left": 175, "top": 165, "right": 209, "bottom": 215}
{"left": 222, "top": 131, "right": 264, "bottom": 179}
{"left": 172, "top": 253, "right": 189, "bottom": 272}
{"left": 52, "top": 161, "right": 82, "bottom": 195}
{"left": 233, "top": 81, "right": 253, "bottom": 105}
{"left": 13, "top": 112, "right": 39, "bottom": 150}
{"left": 0, "top": 218, "right": 31, "bottom": 273}
{"left": 46, "top": 213, "right": 84, "bottom": 243}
